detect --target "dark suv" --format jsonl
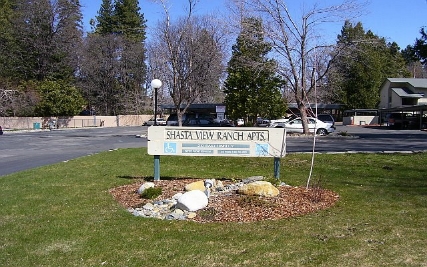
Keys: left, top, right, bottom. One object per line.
{"left": 317, "top": 114, "right": 336, "bottom": 129}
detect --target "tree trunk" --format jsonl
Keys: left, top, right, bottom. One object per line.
{"left": 297, "top": 99, "right": 310, "bottom": 134}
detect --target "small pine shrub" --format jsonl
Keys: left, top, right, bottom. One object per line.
{"left": 264, "top": 177, "right": 281, "bottom": 186}
{"left": 140, "top": 187, "right": 162, "bottom": 199}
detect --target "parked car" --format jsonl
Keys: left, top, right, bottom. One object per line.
{"left": 236, "top": 118, "right": 244, "bottom": 126}
{"left": 269, "top": 115, "right": 297, "bottom": 126}
{"left": 0, "top": 125, "right": 3, "bottom": 135}
{"left": 144, "top": 118, "right": 167, "bottom": 126}
{"left": 268, "top": 117, "right": 334, "bottom": 135}
{"left": 183, "top": 118, "right": 234, "bottom": 127}
{"left": 256, "top": 117, "right": 270, "bottom": 127}
{"left": 166, "top": 113, "right": 195, "bottom": 126}
{"left": 317, "top": 114, "right": 336, "bottom": 129}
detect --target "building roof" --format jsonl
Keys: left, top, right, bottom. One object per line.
{"left": 379, "top": 104, "right": 427, "bottom": 113}
{"left": 386, "top": 78, "right": 427, "bottom": 89}
{"left": 160, "top": 103, "right": 224, "bottom": 110}
{"left": 391, "top": 88, "right": 424, "bottom": 98}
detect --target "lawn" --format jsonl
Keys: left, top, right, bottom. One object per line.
{"left": 1, "top": 148, "right": 426, "bottom": 266}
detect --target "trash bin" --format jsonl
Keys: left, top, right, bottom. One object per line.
{"left": 33, "top": 122, "right": 40, "bottom": 129}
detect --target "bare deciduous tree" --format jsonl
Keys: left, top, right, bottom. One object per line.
{"left": 236, "top": 0, "right": 364, "bottom": 133}
{"left": 147, "top": 0, "right": 226, "bottom": 126}
{"left": 0, "top": 82, "right": 39, "bottom": 117}
{"left": 79, "top": 34, "right": 122, "bottom": 115}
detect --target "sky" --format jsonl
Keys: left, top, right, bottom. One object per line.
{"left": 79, "top": 0, "right": 427, "bottom": 49}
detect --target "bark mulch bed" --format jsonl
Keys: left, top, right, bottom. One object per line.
{"left": 109, "top": 178, "right": 340, "bottom": 223}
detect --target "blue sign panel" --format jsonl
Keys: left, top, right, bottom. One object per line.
{"left": 163, "top": 142, "right": 177, "bottom": 154}
{"left": 255, "top": 143, "right": 269, "bottom": 156}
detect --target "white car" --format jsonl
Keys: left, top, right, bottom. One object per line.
{"left": 144, "top": 118, "right": 167, "bottom": 126}
{"left": 236, "top": 118, "right": 244, "bottom": 126}
{"left": 269, "top": 117, "right": 290, "bottom": 125}
{"left": 269, "top": 117, "right": 334, "bottom": 135}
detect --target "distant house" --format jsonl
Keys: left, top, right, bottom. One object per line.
{"left": 379, "top": 78, "right": 427, "bottom": 109}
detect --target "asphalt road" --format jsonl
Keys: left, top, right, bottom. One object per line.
{"left": 1, "top": 125, "right": 426, "bottom": 177}
{"left": 287, "top": 125, "right": 427, "bottom": 153}
{"left": 0, "top": 126, "right": 147, "bottom": 177}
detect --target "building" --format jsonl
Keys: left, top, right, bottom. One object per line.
{"left": 378, "top": 78, "right": 427, "bottom": 129}
{"left": 379, "top": 78, "right": 427, "bottom": 109}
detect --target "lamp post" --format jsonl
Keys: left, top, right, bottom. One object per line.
{"left": 150, "top": 79, "right": 162, "bottom": 181}
{"left": 151, "top": 79, "right": 162, "bottom": 126}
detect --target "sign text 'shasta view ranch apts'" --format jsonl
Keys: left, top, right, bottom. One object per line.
{"left": 148, "top": 126, "right": 286, "bottom": 157}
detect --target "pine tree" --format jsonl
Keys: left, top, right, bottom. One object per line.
{"left": 93, "top": 0, "right": 115, "bottom": 35}
{"left": 6, "top": 0, "right": 84, "bottom": 81}
{"left": 113, "top": 0, "right": 146, "bottom": 42}
{"left": 224, "top": 17, "right": 286, "bottom": 124}
{"left": 330, "top": 21, "right": 410, "bottom": 109}
{"left": 414, "top": 28, "right": 427, "bottom": 65}
{"left": 53, "top": 0, "right": 84, "bottom": 80}
{"left": 0, "top": 0, "right": 17, "bottom": 79}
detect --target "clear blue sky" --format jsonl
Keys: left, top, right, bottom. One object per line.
{"left": 80, "top": 0, "right": 427, "bottom": 49}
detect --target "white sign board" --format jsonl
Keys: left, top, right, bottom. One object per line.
{"left": 148, "top": 126, "right": 286, "bottom": 157}
{"left": 215, "top": 106, "right": 226, "bottom": 113}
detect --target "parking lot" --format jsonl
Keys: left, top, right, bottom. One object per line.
{"left": 1, "top": 124, "right": 426, "bottom": 176}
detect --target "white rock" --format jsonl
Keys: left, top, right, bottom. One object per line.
{"left": 143, "top": 203, "right": 154, "bottom": 210}
{"left": 137, "top": 182, "right": 155, "bottom": 195}
{"left": 172, "top": 193, "right": 183, "bottom": 200}
{"left": 175, "top": 190, "right": 208, "bottom": 211}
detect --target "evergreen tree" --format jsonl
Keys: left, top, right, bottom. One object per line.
{"left": 0, "top": 0, "right": 17, "bottom": 79}
{"left": 94, "top": 0, "right": 146, "bottom": 41}
{"left": 5, "top": 0, "right": 83, "bottom": 81}
{"left": 11, "top": 0, "right": 55, "bottom": 81}
{"left": 414, "top": 27, "right": 427, "bottom": 65}
{"left": 329, "top": 21, "right": 410, "bottom": 109}
{"left": 0, "top": 0, "right": 85, "bottom": 117}
{"left": 53, "top": 0, "right": 84, "bottom": 80}
{"left": 35, "top": 80, "right": 85, "bottom": 116}
{"left": 93, "top": 0, "right": 115, "bottom": 34}
{"left": 224, "top": 17, "right": 286, "bottom": 124}
{"left": 83, "top": 0, "right": 147, "bottom": 115}
{"left": 402, "top": 45, "right": 426, "bottom": 78}
{"left": 113, "top": 0, "right": 146, "bottom": 41}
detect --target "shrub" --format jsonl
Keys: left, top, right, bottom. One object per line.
{"left": 140, "top": 187, "right": 162, "bottom": 199}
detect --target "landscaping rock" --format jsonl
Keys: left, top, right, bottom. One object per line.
{"left": 137, "top": 182, "right": 155, "bottom": 195}
{"left": 184, "top": 180, "right": 206, "bottom": 191}
{"left": 215, "top": 180, "right": 224, "bottom": 191}
{"left": 142, "top": 203, "right": 154, "bottom": 210}
{"left": 242, "top": 176, "right": 264, "bottom": 184}
{"left": 238, "top": 181, "right": 280, "bottom": 197}
{"left": 172, "top": 192, "right": 183, "bottom": 200}
{"left": 187, "top": 212, "right": 197, "bottom": 219}
{"left": 175, "top": 190, "right": 208, "bottom": 211}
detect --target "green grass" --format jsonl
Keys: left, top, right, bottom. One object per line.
{"left": 1, "top": 148, "right": 426, "bottom": 266}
